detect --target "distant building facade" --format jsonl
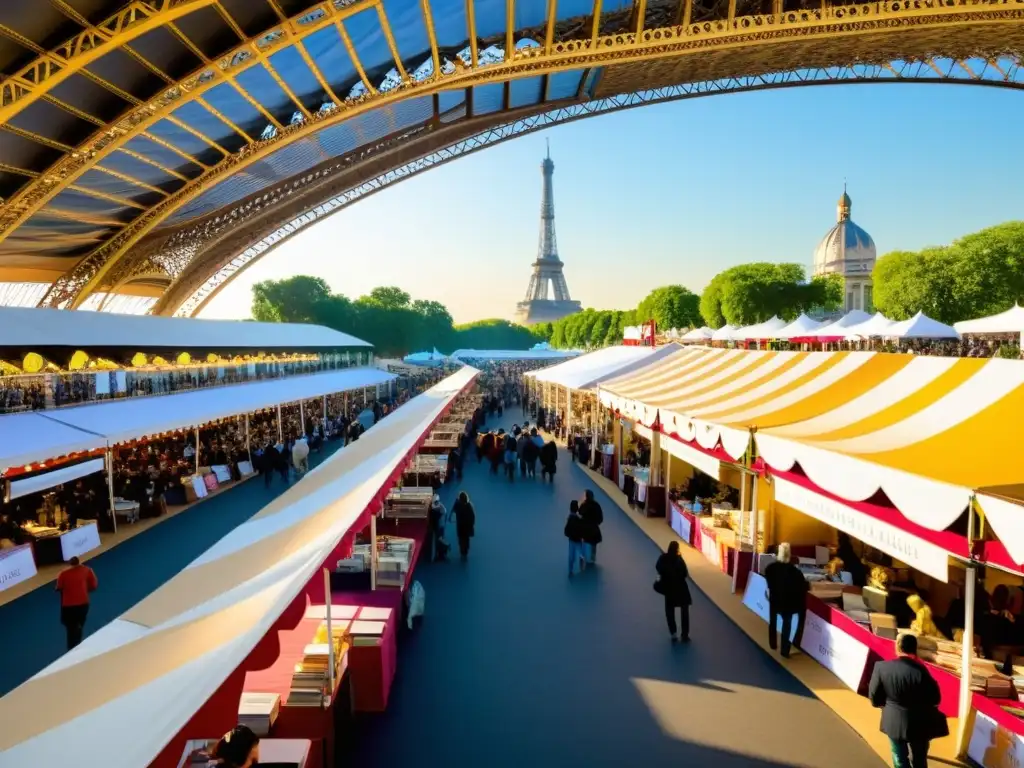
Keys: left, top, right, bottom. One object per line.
{"left": 812, "top": 188, "right": 877, "bottom": 313}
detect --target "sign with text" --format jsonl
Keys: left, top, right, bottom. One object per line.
{"left": 968, "top": 711, "right": 1024, "bottom": 768}
{"left": 799, "top": 611, "right": 871, "bottom": 691}
{"left": 699, "top": 529, "right": 721, "bottom": 567}
{"left": 669, "top": 504, "right": 692, "bottom": 545}
{"left": 0, "top": 545, "right": 37, "bottom": 593}
{"left": 774, "top": 477, "right": 950, "bottom": 582}
{"left": 60, "top": 522, "right": 101, "bottom": 561}
{"left": 742, "top": 572, "right": 799, "bottom": 642}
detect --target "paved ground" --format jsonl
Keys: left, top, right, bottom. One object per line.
{"left": 352, "top": 412, "right": 884, "bottom": 768}
{"left": 0, "top": 439, "right": 346, "bottom": 696}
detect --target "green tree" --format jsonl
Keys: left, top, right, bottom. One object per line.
{"left": 251, "top": 276, "right": 333, "bottom": 323}
{"left": 636, "top": 285, "right": 702, "bottom": 329}
{"left": 451, "top": 319, "right": 543, "bottom": 350}
{"left": 872, "top": 250, "right": 942, "bottom": 321}
{"left": 699, "top": 263, "right": 825, "bottom": 326}
{"left": 362, "top": 286, "right": 411, "bottom": 310}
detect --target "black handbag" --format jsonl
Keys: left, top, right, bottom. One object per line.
{"left": 653, "top": 579, "right": 666, "bottom": 595}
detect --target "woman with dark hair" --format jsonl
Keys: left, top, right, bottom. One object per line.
{"left": 209, "top": 725, "right": 260, "bottom": 768}
{"left": 539, "top": 440, "right": 558, "bottom": 482}
{"left": 655, "top": 541, "right": 692, "bottom": 642}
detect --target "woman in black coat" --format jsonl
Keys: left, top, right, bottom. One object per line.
{"left": 539, "top": 441, "right": 558, "bottom": 482}
{"left": 656, "top": 541, "right": 692, "bottom": 642}
{"left": 452, "top": 491, "right": 476, "bottom": 562}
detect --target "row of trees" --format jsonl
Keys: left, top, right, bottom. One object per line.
{"left": 251, "top": 276, "right": 543, "bottom": 356}
{"left": 872, "top": 222, "right": 1024, "bottom": 323}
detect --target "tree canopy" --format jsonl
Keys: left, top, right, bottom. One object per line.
{"left": 250, "top": 277, "right": 542, "bottom": 356}
{"left": 698, "top": 263, "right": 842, "bottom": 327}
{"left": 872, "top": 222, "right": 1024, "bottom": 323}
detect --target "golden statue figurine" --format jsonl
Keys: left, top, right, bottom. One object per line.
{"left": 824, "top": 557, "right": 845, "bottom": 581}
{"left": 907, "top": 594, "right": 946, "bottom": 639}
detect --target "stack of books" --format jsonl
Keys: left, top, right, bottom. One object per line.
{"left": 348, "top": 620, "right": 387, "bottom": 647}
{"left": 237, "top": 692, "right": 279, "bottom": 736}
{"left": 286, "top": 644, "right": 332, "bottom": 707}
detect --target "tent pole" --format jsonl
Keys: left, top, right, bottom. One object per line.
{"left": 105, "top": 447, "right": 117, "bottom": 534}
{"left": 300, "top": 400, "right": 305, "bottom": 437}
{"left": 244, "top": 413, "right": 251, "bottom": 465}
{"left": 749, "top": 477, "right": 760, "bottom": 582}
{"left": 277, "top": 404, "right": 283, "bottom": 442}
{"left": 956, "top": 501, "right": 979, "bottom": 757}
{"left": 194, "top": 426, "right": 200, "bottom": 474}
{"left": 370, "top": 513, "right": 377, "bottom": 591}
{"left": 733, "top": 472, "right": 748, "bottom": 594}
{"left": 324, "top": 567, "right": 336, "bottom": 704}
{"left": 565, "top": 386, "right": 572, "bottom": 438}
{"left": 322, "top": 394, "right": 327, "bottom": 424}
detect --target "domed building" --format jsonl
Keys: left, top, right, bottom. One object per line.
{"left": 812, "top": 187, "right": 877, "bottom": 312}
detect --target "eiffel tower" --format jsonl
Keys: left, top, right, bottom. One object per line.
{"left": 514, "top": 141, "right": 582, "bottom": 326}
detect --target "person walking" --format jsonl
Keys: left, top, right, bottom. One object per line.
{"left": 504, "top": 432, "right": 517, "bottom": 482}
{"left": 578, "top": 489, "right": 604, "bottom": 564}
{"left": 516, "top": 431, "right": 529, "bottom": 478}
{"left": 428, "top": 494, "right": 446, "bottom": 562}
{"left": 868, "top": 633, "right": 949, "bottom": 768}
{"left": 452, "top": 491, "right": 476, "bottom": 562}
{"left": 655, "top": 541, "right": 692, "bottom": 642}
{"left": 55, "top": 555, "right": 98, "bottom": 650}
{"left": 564, "top": 500, "right": 586, "bottom": 577}
{"left": 764, "top": 542, "right": 808, "bottom": 658}
{"left": 539, "top": 440, "right": 558, "bottom": 482}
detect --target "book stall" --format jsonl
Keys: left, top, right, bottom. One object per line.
{"left": 179, "top": 738, "right": 312, "bottom": 768}
{"left": 419, "top": 429, "right": 459, "bottom": 454}
{"left": 0, "top": 367, "right": 480, "bottom": 768}
{"left": 400, "top": 454, "right": 447, "bottom": 487}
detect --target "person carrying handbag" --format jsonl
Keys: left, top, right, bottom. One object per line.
{"left": 654, "top": 541, "right": 692, "bottom": 642}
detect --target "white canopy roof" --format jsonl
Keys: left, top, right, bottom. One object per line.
{"left": 449, "top": 348, "right": 578, "bottom": 361}
{"left": 812, "top": 310, "right": 872, "bottom": 337}
{"left": 0, "top": 368, "right": 478, "bottom": 768}
{"left": 0, "top": 307, "right": 369, "bottom": 350}
{"left": 954, "top": 304, "right": 1024, "bottom": 335}
{"left": 842, "top": 312, "right": 894, "bottom": 339}
{"left": 680, "top": 327, "right": 714, "bottom": 341}
{"left": 773, "top": 314, "right": 825, "bottom": 339}
{"left": 0, "top": 367, "right": 394, "bottom": 471}
{"left": 885, "top": 311, "right": 960, "bottom": 340}
{"left": 734, "top": 316, "right": 787, "bottom": 340}
{"left": 711, "top": 324, "right": 738, "bottom": 341}
{"left": 528, "top": 345, "right": 675, "bottom": 390}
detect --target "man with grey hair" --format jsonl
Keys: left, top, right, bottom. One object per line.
{"left": 763, "top": 542, "right": 808, "bottom": 658}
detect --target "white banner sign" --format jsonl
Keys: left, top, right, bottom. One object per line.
{"left": 8, "top": 457, "right": 105, "bottom": 501}
{"left": 699, "top": 528, "right": 721, "bottom": 567}
{"left": 742, "top": 572, "right": 799, "bottom": 642}
{"left": 190, "top": 475, "right": 208, "bottom": 499}
{"left": 60, "top": 521, "right": 101, "bottom": 561}
{"left": 774, "top": 477, "right": 950, "bottom": 582}
{"left": 212, "top": 465, "right": 232, "bottom": 484}
{"left": 0, "top": 545, "right": 37, "bottom": 593}
{"left": 968, "top": 711, "right": 1024, "bottom": 768}
{"left": 670, "top": 504, "right": 692, "bottom": 545}
{"left": 237, "top": 460, "right": 254, "bottom": 477}
{"left": 799, "top": 611, "right": 871, "bottom": 691}
{"left": 662, "top": 434, "right": 721, "bottom": 480}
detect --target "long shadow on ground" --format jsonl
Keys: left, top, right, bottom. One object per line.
{"left": 350, "top": 412, "right": 884, "bottom": 768}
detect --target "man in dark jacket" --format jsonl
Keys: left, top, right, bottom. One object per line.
{"left": 452, "top": 491, "right": 476, "bottom": 562}
{"left": 868, "top": 633, "right": 948, "bottom": 768}
{"left": 764, "top": 542, "right": 808, "bottom": 657}
{"left": 578, "top": 489, "right": 604, "bottom": 564}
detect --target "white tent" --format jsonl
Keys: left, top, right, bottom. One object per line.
{"left": 773, "top": 314, "right": 825, "bottom": 340}
{"left": 680, "top": 327, "right": 714, "bottom": 342}
{"left": 0, "top": 306, "right": 369, "bottom": 351}
{"left": 842, "top": 312, "right": 894, "bottom": 339}
{"left": 954, "top": 303, "right": 1024, "bottom": 335}
{"left": 711, "top": 324, "right": 738, "bottom": 342}
{"left": 0, "top": 367, "right": 395, "bottom": 470}
{"left": 885, "top": 311, "right": 960, "bottom": 340}
{"left": 0, "top": 368, "right": 478, "bottom": 768}
{"left": 734, "top": 316, "right": 787, "bottom": 340}
{"left": 528, "top": 345, "right": 674, "bottom": 391}
{"left": 449, "top": 349, "right": 577, "bottom": 361}
{"left": 812, "top": 310, "right": 872, "bottom": 338}
{"left": 402, "top": 348, "right": 444, "bottom": 366}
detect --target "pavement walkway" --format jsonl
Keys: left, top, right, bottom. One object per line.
{"left": 351, "top": 412, "right": 885, "bottom": 767}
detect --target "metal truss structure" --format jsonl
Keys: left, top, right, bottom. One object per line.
{"left": 0, "top": 0, "right": 1021, "bottom": 315}
{"left": 174, "top": 56, "right": 1024, "bottom": 316}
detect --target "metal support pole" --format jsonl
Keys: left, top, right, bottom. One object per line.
{"left": 748, "top": 478, "right": 760, "bottom": 583}
{"left": 277, "top": 404, "right": 283, "bottom": 442}
{"left": 195, "top": 426, "right": 200, "bottom": 474}
{"left": 323, "top": 567, "right": 336, "bottom": 705}
{"left": 565, "top": 386, "right": 573, "bottom": 437}
{"left": 245, "top": 413, "right": 251, "bottom": 465}
{"left": 105, "top": 447, "right": 117, "bottom": 534}
{"left": 322, "top": 394, "right": 327, "bottom": 423}
{"left": 956, "top": 501, "right": 979, "bottom": 757}
{"left": 369, "top": 513, "right": 378, "bottom": 591}
{"left": 733, "top": 471, "right": 749, "bottom": 594}
{"left": 299, "top": 400, "right": 305, "bottom": 436}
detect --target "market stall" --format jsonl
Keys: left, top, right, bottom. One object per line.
{"left": 0, "top": 367, "right": 479, "bottom": 768}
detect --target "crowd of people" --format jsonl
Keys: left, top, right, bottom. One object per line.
{"left": 0, "top": 353, "right": 378, "bottom": 414}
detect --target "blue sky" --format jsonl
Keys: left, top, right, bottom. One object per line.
{"left": 200, "top": 83, "right": 1024, "bottom": 324}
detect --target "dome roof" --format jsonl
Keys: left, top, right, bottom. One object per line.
{"left": 813, "top": 189, "right": 876, "bottom": 278}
